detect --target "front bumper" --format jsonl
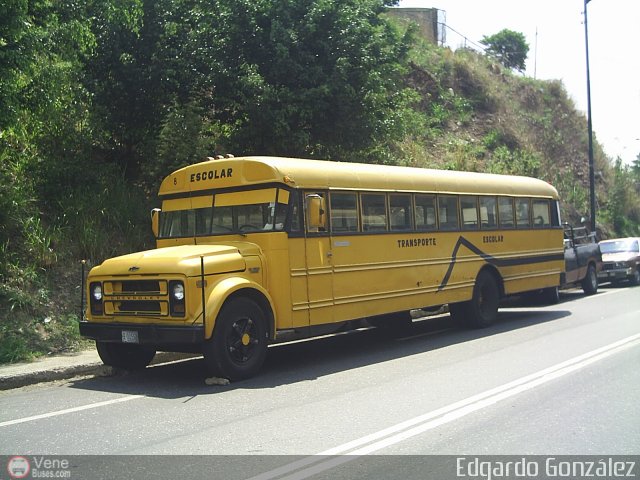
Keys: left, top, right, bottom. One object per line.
{"left": 598, "top": 267, "right": 633, "bottom": 281}
{"left": 79, "top": 322, "right": 204, "bottom": 345}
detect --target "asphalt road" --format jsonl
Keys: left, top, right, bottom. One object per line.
{"left": 1, "top": 284, "right": 639, "bottom": 479}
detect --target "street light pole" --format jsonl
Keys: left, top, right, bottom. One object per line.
{"left": 584, "top": 0, "right": 596, "bottom": 233}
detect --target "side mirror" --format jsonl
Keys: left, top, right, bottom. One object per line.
{"left": 151, "top": 208, "right": 161, "bottom": 238}
{"left": 306, "top": 194, "right": 326, "bottom": 230}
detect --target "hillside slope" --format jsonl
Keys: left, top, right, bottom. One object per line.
{"left": 398, "top": 45, "right": 616, "bottom": 231}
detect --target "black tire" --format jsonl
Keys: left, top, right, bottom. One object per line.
{"left": 450, "top": 270, "right": 500, "bottom": 328}
{"left": 96, "top": 342, "right": 156, "bottom": 370}
{"left": 581, "top": 264, "right": 598, "bottom": 295}
{"left": 630, "top": 268, "right": 640, "bottom": 286}
{"left": 448, "top": 302, "right": 468, "bottom": 326}
{"left": 203, "top": 297, "right": 268, "bottom": 381}
{"left": 540, "top": 286, "right": 560, "bottom": 305}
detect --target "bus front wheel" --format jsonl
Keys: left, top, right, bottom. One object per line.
{"left": 450, "top": 270, "right": 500, "bottom": 328}
{"left": 203, "top": 297, "right": 268, "bottom": 381}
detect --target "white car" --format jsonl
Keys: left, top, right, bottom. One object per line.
{"left": 598, "top": 237, "right": 640, "bottom": 286}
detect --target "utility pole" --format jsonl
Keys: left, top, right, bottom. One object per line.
{"left": 584, "top": 0, "right": 596, "bottom": 233}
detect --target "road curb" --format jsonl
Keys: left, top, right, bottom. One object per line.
{"left": 0, "top": 363, "right": 108, "bottom": 391}
{"left": 0, "top": 352, "right": 198, "bottom": 391}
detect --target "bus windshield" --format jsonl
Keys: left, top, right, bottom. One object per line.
{"left": 159, "top": 187, "right": 290, "bottom": 238}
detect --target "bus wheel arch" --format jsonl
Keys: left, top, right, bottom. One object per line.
{"left": 204, "top": 280, "right": 276, "bottom": 341}
{"left": 203, "top": 292, "right": 272, "bottom": 381}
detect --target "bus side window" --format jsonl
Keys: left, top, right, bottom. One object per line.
{"left": 532, "top": 199, "right": 551, "bottom": 228}
{"left": 390, "top": 194, "right": 413, "bottom": 231}
{"left": 415, "top": 194, "right": 437, "bottom": 231}
{"left": 362, "top": 193, "right": 388, "bottom": 231}
{"left": 480, "top": 196, "right": 497, "bottom": 229}
{"left": 498, "top": 197, "right": 515, "bottom": 228}
{"left": 330, "top": 192, "right": 359, "bottom": 233}
{"left": 290, "top": 193, "right": 302, "bottom": 232}
{"left": 516, "top": 198, "right": 531, "bottom": 228}
{"left": 438, "top": 195, "right": 459, "bottom": 231}
{"left": 551, "top": 200, "right": 561, "bottom": 227}
{"left": 461, "top": 196, "right": 479, "bottom": 230}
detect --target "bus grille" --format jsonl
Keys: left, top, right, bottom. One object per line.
{"left": 103, "top": 279, "right": 169, "bottom": 316}
{"left": 121, "top": 280, "right": 162, "bottom": 294}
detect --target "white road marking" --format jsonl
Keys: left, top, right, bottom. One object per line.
{"left": 248, "top": 332, "right": 640, "bottom": 480}
{"left": 0, "top": 395, "right": 144, "bottom": 428}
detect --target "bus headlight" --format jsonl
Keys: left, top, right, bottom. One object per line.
{"left": 169, "top": 280, "right": 185, "bottom": 317}
{"left": 89, "top": 282, "right": 103, "bottom": 315}
{"left": 92, "top": 284, "right": 103, "bottom": 301}
{"left": 172, "top": 283, "right": 184, "bottom": 301}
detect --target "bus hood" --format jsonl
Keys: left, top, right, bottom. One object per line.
{"left": 90, "top": 243, "right": 261, "bottom": 278}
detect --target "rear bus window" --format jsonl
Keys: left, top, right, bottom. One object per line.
{"left": 516, "top": 198, "right": 531, "bottom": 228}
{"left": 532, "top": 199, "right": 551, "bottom": 228}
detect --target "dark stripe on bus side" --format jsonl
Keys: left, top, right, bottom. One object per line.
{"left": 438, "top": 236, "right": 564, "bottom": 291}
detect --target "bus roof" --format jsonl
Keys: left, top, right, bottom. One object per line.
{"left": 159, "top": 156, "right": 559, "bottom": 199}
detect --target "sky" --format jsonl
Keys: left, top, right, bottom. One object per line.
{"left": 396, "top": 0, "right": 640, "bottom": 166}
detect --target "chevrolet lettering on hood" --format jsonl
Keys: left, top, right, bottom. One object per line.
{"left": 110, "top": 295, "right": 160, "bottom": 301}
{"left": 128, "top": 266, "right": 140, "bottom": 272}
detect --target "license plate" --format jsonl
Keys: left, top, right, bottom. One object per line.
{"left": 121, "top": 330, "right": 139, "bottom": 343}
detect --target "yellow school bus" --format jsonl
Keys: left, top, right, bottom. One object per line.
{"left": 80, "top": 156, "right": 564, "bottom": 380}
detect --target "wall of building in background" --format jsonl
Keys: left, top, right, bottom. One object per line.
{"left": 386, "top": 8, "right": 440, "bottom": 45}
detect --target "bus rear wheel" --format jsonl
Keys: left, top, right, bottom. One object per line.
{"left": 540, "top": 286, "right": 560, "bottom": 305}
{"left": 203, "top": 297, "right": 268, "bottom": 381}
{"left": 450, "top": 270, "right": 500, "bottom": 328}
{"left": 96, "top": 342, "right": 156, "bottom": 370}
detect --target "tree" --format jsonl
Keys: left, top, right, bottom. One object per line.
{"left": 480, "top": 29, "right": 529, "bottom": 72}
{"left": 83, "top": 0, "right": 420, "bottom": 175}
{"left": 632, "top": 153, "right": 640, "bottom": 181}
{"left": 170, "top": 0, "right": 419, "bottom": 163}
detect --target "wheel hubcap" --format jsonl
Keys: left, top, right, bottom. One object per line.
{"left": 227, "top": 317, "right": 258, "bottom": 364}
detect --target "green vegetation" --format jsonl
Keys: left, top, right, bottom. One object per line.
{"left": 1, "top": 1, "right": 639, "bottom": 363}
{"left": 480, "top": 29, "right": 529, "bottom": 72}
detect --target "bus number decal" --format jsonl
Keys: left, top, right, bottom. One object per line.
{"left": 397, "top": 237, "right": 437, "bottom": 248}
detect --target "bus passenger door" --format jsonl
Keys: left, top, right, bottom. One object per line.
{"left": 304, "top": 193, "right": 334, "bottom": 325}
